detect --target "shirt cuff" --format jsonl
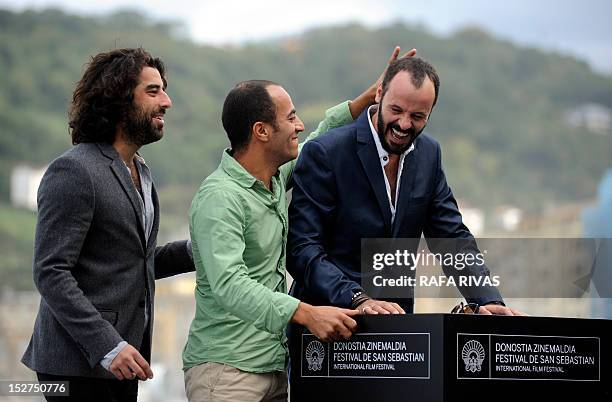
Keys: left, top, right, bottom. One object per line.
{"left": 100, "top": 341, "right": 128, "bottom": 371}
{"left": 277, "top": 294, "right": 301, "bottom": 331}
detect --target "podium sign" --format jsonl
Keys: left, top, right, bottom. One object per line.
{"left": 289, "top": 314, "right": 611, "bottom": 402}
{"left": 456, "top": 333, "right": 599, "bottom": 381}
{"left": 301, "top": 332, "right": 430, "bottom": 379}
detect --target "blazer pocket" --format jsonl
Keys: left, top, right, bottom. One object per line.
{"left": 98, "top": 309, "right": 118, "bottom": 326}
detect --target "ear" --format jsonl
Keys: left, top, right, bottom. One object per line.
{"left": 252, "top": 121, "right": 271, "bottom": 143}
{"left": 375, "top": 83, "right": 383, "bottom": 104}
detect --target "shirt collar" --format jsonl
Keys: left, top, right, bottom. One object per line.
{"left": 367, "top": 105, "right": 415, "bottom": 163}
{"left": 134, "top": 153, "right": 146, "bottom": 165}
{"left": 121, "top": 153, "right": 148, "bottom": 172}
{"left": 220, "top": 148, "right": 258, "bottom": 188}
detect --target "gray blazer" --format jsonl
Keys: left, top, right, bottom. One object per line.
{"left": 22, "top": 143, "right": 194, "bottom": 378}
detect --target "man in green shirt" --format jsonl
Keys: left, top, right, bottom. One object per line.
{"left": 184, "top": 48, "right": 415, "bottom": 402}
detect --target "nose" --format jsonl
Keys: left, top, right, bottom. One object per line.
{"left": 397, "top": 115, "right": 413, "bottom": 131}
{"left": 296, "top": 115, "right": 305, "bottom": 132}
{"left": 161, "top": 90, "right": 172, "bottom": 109}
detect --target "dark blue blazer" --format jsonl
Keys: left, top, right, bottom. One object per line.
{"left": 287, "top": 109, "right": 502, "bottom": 312}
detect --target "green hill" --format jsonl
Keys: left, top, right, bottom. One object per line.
{"left": 1, "top": 9, "right": 612, "bottom": 287}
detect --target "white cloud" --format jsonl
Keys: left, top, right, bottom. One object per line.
{"left": 0, "top": 0, "right": 396, "bottom": 44}
{"left": 187, "top": 0, "right": 394, "bottom": 44}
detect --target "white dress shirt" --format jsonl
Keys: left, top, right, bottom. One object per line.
{"left": 366, "top": 105, "right": 415, "bottom": 224}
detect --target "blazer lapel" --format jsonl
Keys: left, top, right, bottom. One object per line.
{"left": 149, "top": 184, "right": 160, "bottom": 253}
{"left": 98, "top": 143, "right": 147, "bottom": 249}
{"left": 392, "top": 147, "right": 418, "bottom": 236}
{"left": 356, "top": 113, "right": 392, "bottom": 234}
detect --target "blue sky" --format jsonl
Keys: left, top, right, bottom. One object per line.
{"left": 2, "top": 0, "right": 611, "bottom": 72}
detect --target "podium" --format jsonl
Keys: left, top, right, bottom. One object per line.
{"left": 289, "top": 314, "right": 611, "bottom": 402}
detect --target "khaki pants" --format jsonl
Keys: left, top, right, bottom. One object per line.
{"left": 184, "top": 362, "right": 288, "bottom": 402}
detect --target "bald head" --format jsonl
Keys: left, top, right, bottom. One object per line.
{"left": 381, "top": 57, "right": 440, "bottom": 107}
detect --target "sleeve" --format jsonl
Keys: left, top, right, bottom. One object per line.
{"left": 280, "top": 100, "right": 353, "bottom": 187}
{"left": 423, "top": 142, "right": 504, "bottom": 305}
{"left": 33, "top": 157, "right": 124, "bottom": 368}
{"left": 190, "top": 190, "right": 300, "bottom": 334}
{"left": 287, "top": 140, "right": 362, "bottom": 308}
{"left": 154, "top": 239, "right": 196, "bottom": 279}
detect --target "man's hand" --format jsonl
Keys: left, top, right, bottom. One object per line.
{"left": 109, "top": 344, "right": 154, "bottom": 381}
{"left": 357, "top": 299, "right": 406, "bottom": 315}
{"left": 477, "top": 304, "right": 527, "bottom": 316}
{"left": 348, "top": 46, "right": 418, "bottom": 118}
{"left": 292, "top": 302, "right": 360, "bottom": 342}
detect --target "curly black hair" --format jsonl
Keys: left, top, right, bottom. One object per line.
{"left": 69, "top": 48, "right": 167, "bottom": 144}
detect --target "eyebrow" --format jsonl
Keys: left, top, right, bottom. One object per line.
{"left": 286, "top": 108, "right": 296, "bottom": 118}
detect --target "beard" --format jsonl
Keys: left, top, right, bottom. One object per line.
{"left": 123, "top": 104, "right": 164, "bottom": 146}
{"left": 376, "top": 100, "right": 426, "bottom": 155}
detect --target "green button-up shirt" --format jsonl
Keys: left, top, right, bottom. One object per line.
{"left": 183, "top": 101, "right": 353, "bottom": 373}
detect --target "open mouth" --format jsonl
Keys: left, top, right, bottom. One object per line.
{"left": 391, "top": 127, "right": 411, "bottom": 141}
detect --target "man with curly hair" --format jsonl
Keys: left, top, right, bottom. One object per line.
{"left": 21, "top": 48, "right": 195, "bottom": 402}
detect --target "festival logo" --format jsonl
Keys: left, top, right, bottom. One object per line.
{"left": 457, "top": 334, "right": 490, "bottom": 379}
{"left": 305, "top": 340, "right": 325, "bottom": 371}
{"left": 462, "top": 340, "right": 486, "bottom": 373}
